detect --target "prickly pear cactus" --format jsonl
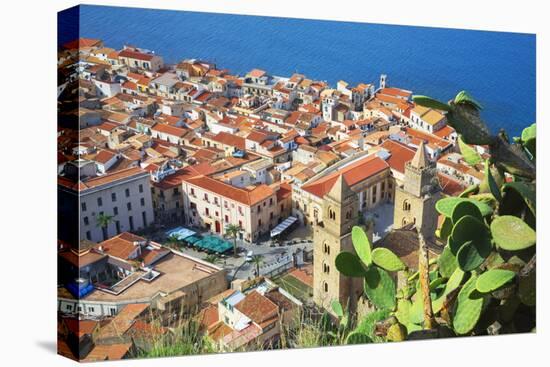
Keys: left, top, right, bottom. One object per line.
{"left": 475, "top": 269, "right": 516, "bottom": 293}
{"left": 372, "top": 247, "right": 406, "bottom": 272}
{"left": 453, "top": 275, "right": 484, "bottom": 335}
{"left": 364, "top": 266, "right": 396, "bottom": 311}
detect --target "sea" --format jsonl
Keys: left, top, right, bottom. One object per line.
{"left": 59, "top": 5, "right": 536, "bottom": 137}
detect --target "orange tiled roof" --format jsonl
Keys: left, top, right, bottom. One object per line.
{"left": 82, "top": 167, "right": 147, "bottom": 190}
{"left": 205, "top": 131, "right": 246, "bottom": 150}
{"left": 379, "top": 139, "right": 416, "bottom": 174}
{"left": 235, "top": 291, "right": 278, "bottom": 326}
{"left": 185, "top": 175, "right": 275, "bottom": 206}
{"left": 94, "top": 232, "right": 145, "bottom": 260}
{"left": 118, "top": 49, "right": 154, "bottom": 61}
{"left": 63, "top": 38, "right": 102, "bottom": 50}
{"left": 152, "top": 123, "right": 188, "bottom": 137}
{"left": 83, "top": 343, "right": 133, "bottom": 362}
{"left": 302, "top": 155, "right": 389, "bottom": 198}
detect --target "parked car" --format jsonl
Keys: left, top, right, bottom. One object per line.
{"left": 245, "top": 251, "right": 254, "bottom": 262}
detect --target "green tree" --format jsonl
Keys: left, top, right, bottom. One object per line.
{"left": 166, "top": 234, "right": 181, "bottom": 249}
{"left": 225, "top": 224, "right": 241, "bottom": 257}
{"left": 95, "top": 212, "right": 114, "bottom": 241}
{"left": 250, "top": 254, "right": 265, "bottom": 276}
{"left": 203, "top": 254, "right": 222, "bottom": 265}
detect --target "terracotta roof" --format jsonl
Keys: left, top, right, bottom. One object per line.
{"left": 378, "top": 87, "right": 412, "bottom": 98}
{"left": 152, "top": 123, "right": 188, "bottom": 138}
{"left": 63, "top": 318, "right": 99, "bottom": 338}
{"left": 63, "top": 38, "right": 102, "bottom": 50}
{"left": 97, "top": 303, "right": 149, "bottom": 340}
{"left": 302, "top": 155, "right": 389, "bottom": 198}
{"left": 405, "top": 127, "right": 452, "bottom": 151}
{"left": 59, "top": 249, "right": 106, "bottom": 269}
{"left": 206, "top": 131, "right": 246, "bottom": 150}
{"left": 94, "top": 232, "right": 145, "bottom": 260}
{"left": 235, "top": 291, "right": 278, "bottom": 326}
{"left": 153, "top": 163, "right": 215, "bottom": 190}
{"left": 197, "top": 304, "right": 219, "bottom": 330}
{"left": 185, "top": 175, "right": 275, "bottom": 206}
{"left": 83, "top": 343, "right": 133, "bottom": 361}
{"left": 248, "top": 69, "right": 266, "bottom": 78}
{"left": 438, "top": 173, "right": 466, "bottom": 196}
{"left": 94, "top": 149, "right": 117, "bottom": 164}
{"left": 80, "top": 167, "right": 147, "bottom": 191}
{"left": 433, "top": 125, "right": 456, "bottom": 139}
{"left": 379, "top": 140, "right": 416, "bottom": 174}
{"left": 118, "top": 49, "right": 154, "bottom": 61}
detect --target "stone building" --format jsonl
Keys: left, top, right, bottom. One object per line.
{"left": 313, "top": 175, "right": 363, "bottom": 315}
{"left": 393, "top": 142, "right": 442, "bottom": 240}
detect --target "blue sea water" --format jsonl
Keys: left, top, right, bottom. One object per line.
{"left": 59, "top": 5, "right": 536, "bottom": 137}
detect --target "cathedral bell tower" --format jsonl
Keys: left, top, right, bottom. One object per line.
{"left": 393, "top": 142, "right": 442, "bottom": 240}
{"left": 313, "top": 175, "right": 363, "bottom": 314}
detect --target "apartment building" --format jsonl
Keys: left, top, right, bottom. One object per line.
{"left": 59, "top": 166, "right": 154, "bottom": 243}
{"left": 182, "top": 175, "right": 280, "bottom": 242}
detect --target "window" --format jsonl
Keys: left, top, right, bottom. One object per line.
{"left": 258, "top": 219, "right": 262, "bottom": 226}
{"left": 129, "top": 216, "right": 134, "bottom": 231}
{"left": 323, "top": 282, "right": 329, "bottom": 293}
{"left": 323, "top": 262, "right": 330, "bottom": 274}
{"left": 403, "top": 200, "right": 411, "bottom": 211}
{"left": 239, "top": 220, "right": 243, "bottom": 228}
{"left": 109, "top": 308, "right": 116, "bottom": 316}
{"left": 270, "top": 212, "right": 274, "bottom": 220}
{"left": 83, "top": 217, "right": 89, "bottom": 225}
{"left": 139, "top": 184, "right": 144, "bottom": 193}
{"left": 127, "top": 202, "right": 132, "bottom": 211}
{"left": 81, "top": 202, "right": 87, "bottom": 212}
{"left": 269, "top": 198, "right": 273, "bottom": 206}
{"left": 225, "top": 215, "right": 229, "bottom": 222}
{"left": 97, "top": 197, "right": 103, "bottom": 207}
{"left": 205, "top": 208, "right": 210, "bottom": 216}
{"left": 257, "top": 206, "right": 261, "bottom": 213}
{"left": 115, "top": 221, "right": 121, "bottom": 234}
{"left": 204, "top": 193, "right": 209, "bottom": 201}
{"left": 86, "top": 231, "right": 91, "bottom": 240}
{"left": 125, "top": 188, "right": 130, "bottom": 197}
{"left": 88, "top": 306, "right": 95, "bottom": 313}
{"left": 113, "top": 207, "right": 118, "bottom": 216}
{"left": 142, "top": 211, "right": 147, "bottom": 226}
{"left": 140, "top": 198, "right": 145, "bottom": 206}
{"left": 66, "top": 304, "right": 73, "bottom": 311}
{"left": 111, "top": 192, "right": 117, "bottom": 202}
{"left": 190, "top": 188, "right": 195, "bottom": 196}
{"left": 324, "top": 243, "right": 330, "bottom": 255}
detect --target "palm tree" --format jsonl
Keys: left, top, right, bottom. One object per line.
{"left": 203, "top": 254, "right": 222, "bottom": 265}
{"left": 96, "top": 213, "right": 114, "bottom": 241}
{"left": 166, "top": 234, "right": 181, "bottom": 249}
{"left": 250, "top": 254, "right": 264, "bottom": 277}
{"left": 225, "top": 224, "right": 241, "bottom": 257}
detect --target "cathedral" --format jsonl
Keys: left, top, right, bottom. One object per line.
{"left": 312, "top": 175, "right": 363, "bottom": 314}
{"left": 393, "top": 141, "right": 441, "bottom": 240}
